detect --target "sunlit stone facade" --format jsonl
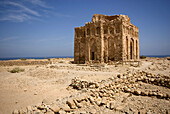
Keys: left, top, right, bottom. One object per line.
{"left": 74, "top": 14, "right": 139, "bottom": 64}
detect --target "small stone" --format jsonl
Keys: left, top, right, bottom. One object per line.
{"left": 141, "top": 91, "right": 145, "bottom": 96}
{"left": 157, "top": 93, "right": 164, "bottom": 98}
{"left": 26, "top": 106, "right": 32, "bottom": 112}
{"left": 37, "top": 105, "right": 45, "bottom": 110}
{"left": 95, "top": 100, "right": 101, "bottom": 106}
{"left": 73, "top": 99, "right": 82, "bottom": 108}
{"left": 117, "top": 74, "right": 121, "bottom": 78}
{"left": 163, "top": 93, "right": 167, "bottom": 98}
{"left": 34, "top": 92, "right": 38, "bottom": 95}
{"left": 134, "top": 90, "right": 141, "bottom": 95}
{"left": 166, "top": 93, "right": 170, "bottom": 99}
{"left": 66, "top": 99, "right": 77, "bottom": 109}
{"left": 59, "top": 110, "right": 66, "bottom": 114}
{"left": 106, "top": 103, "right": 110, "bottom": 108}
{"left": 152, "top": 92, "right": 157, "bottom": 96}
{"left": 110, "top": 102, "right": 116, "bottom": 110}
{"left": 62, "top": 104, "right": 72, "bottom": 112}
{"left": 124, "top": 88, "right": 131, "bottom": 93}
{"left": 144, "top": 91, "right": 149, "bottom": 96}
{"left": 88, "top": 96, "right": 95, "bottom": 105}
{"left": 13, "top": 109, "right": 19, "bottom": 114}
{"left": 50, "top": 105, "right": 60, "bottom": 113}
{"left": 95, "top": 83, "right": 100, "bottom": 88}
{"left": 148, "top": 91, "right": 153, "bottom": 96}
{"left": 32, "top": 106, "right": 37, "bottom": 111}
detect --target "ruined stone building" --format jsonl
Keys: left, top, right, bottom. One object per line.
{"left": 74, "top": 14, "right": 139, "bottom": 64}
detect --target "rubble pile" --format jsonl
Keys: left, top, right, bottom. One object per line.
{"left": 70, "top": 78, "right": 99, "bottom": 90}
{"left": 13, "top": 71, "right": 170, "bottom": 114}
{"left": 70, "top": 71, "right": 170, "bottom": 100}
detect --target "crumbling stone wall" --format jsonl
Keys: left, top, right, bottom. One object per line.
{"left": 74, "top": 14, "right": 139, "bottom": 64}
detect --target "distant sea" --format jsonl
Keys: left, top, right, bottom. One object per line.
{"left": 0, "top": 56, "right": 74, "bottom": 61}
{"left": 0, "top": 55, "right": 169, "bottom": 61}
{"left": 144, "top": 55, "right": 170, "bottom": 58}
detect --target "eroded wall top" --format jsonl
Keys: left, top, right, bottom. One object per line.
{"left": 92, "top": 14, "right": 130, "bottom": 23}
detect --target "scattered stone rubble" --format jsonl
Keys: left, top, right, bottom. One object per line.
{"left": 70, "top": 77, "right": 99, "bottom": 90}
{"left": 13, "top": 71, "right": 170, "bottom": 114}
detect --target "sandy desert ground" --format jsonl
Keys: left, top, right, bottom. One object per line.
{"left": 0, "top": 58, "right": 169, "bottom": 114}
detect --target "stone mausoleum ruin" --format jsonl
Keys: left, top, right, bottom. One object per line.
{"left": 74, "top": 14, "right": 139, "bottom": 64}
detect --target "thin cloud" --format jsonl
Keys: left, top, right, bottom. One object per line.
{"left": 0, "top": 0, "right": 72, "bottom": 22}
{"left": 6, "top": 1, "right": 40, "bottom": 16}
{"left": 26, "top": 0, "right": 53, "bottom": 9}
{"left": 0, "top": 36, "right": 18, "bottom": 41}
{"left": 0, "top": 13, "right": 32, "bottom": 22}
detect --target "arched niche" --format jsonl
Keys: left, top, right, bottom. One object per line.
{"left": 90, "top": 38, "right": 97, "bottom": 60}
{"left": 136, "top": 40, "right": 138, "bottom": 59}
{"left": 110, "top": 27, "right": 114, "bottom": 35}
{"left": 96, "top": 27, "right": 100, "bottom": 35}
{"left": 108, "top": 37, "right": 115, "bottom": 61}
{"left": 130, "top": 38, "right": 134, "bottom": 60}
{"left": 126, "top": 36, "right": 128, "bottom": 60}
{"left": 103, "top": 25, "right": 108, "bottom": 34}
{"left": 87, "top": 28, "right": 90, "bottom": 36}
{"left": 104, "top": 37, "right": 108, "bottom": 63}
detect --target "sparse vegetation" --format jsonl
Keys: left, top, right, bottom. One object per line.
{"left": 140, "top": 55, "right": 146, "bottom": 59}
{"left": 9, "top": 67, "right": 25, "bottom": 73}
{"left": 20, "top": 58, "right": 26, "bottom": 60}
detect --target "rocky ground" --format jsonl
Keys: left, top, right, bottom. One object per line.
{"left": 0, "top": 57, "right": 169, "bottom": 114}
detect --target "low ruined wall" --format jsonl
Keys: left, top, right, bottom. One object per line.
{"left": 13, "top": 71, "right": 170, "bottom": 114}
{"left": 0, "top": 60, "right": 50, "bottom": 66}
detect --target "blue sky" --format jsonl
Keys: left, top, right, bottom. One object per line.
{"left": 0, "top": 0, "right": 170, "bottom": 57}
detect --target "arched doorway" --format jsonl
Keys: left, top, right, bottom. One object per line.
{"left": 108, "top": 37, "right": 115, "bottom": 61}
{"left": 90, "top": 39, "right": 97, "bottom": 61}
{"left": 130, "top": 38, "right": 134, "bottom": 60}
{"left": 104, "top": 37, "right": 108, "bottom": 63}
{"left": 136, "top": 40, "right": 138, "bottom": 59}
{"left": 126, "top": 36, "right": 128, "bottom": 60}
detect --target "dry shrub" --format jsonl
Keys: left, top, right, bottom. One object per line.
{"left": 20, "top": 58, "right": 26, "bottom": 60}
{"left": 140, "top": 55, "right": 146, "bottom": 59}
{"left": 9, "top": 67, "right": 25, "bottom": 73}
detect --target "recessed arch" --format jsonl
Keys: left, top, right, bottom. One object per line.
{"left": 126, "top": 36, "right": 128, "bottom": 60}
{"left": 136, "top": 40, "right": 138, "bottom": 59}
{"left": 110, "top": 28, "right": 114, "bottom": 35}
{"left": 96, "top": 27, "right": 100, "bottom": 35}
{"left": 90, "top": 38, "right": 97, "bottom": 61}
{"left": 108, "top": 37, "right": 115, "bottom": 61}
{"left": 87, "top": 28, "right": 90, "bottom": 35}
{"left": 130, "top": 38, "right": 134, "bottom": 60}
